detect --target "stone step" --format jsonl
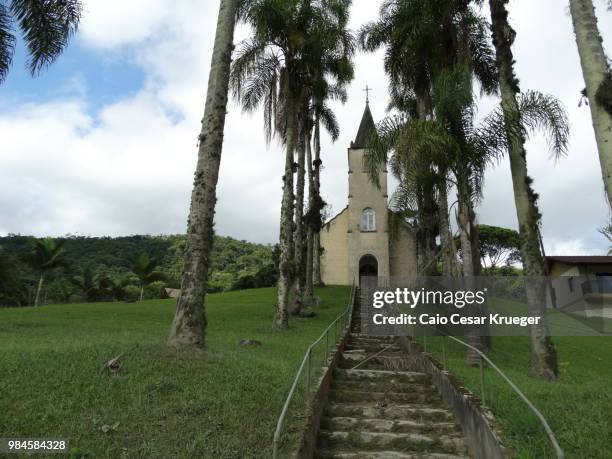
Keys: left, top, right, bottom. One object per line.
{"left": 341, "top": 350, "right": 407, "bottom": 358}
{"left": 339, "top": 354, "right": 414, "bottom": 371}
{"left": 332, "top": 379, "right": 437, "bottom": 394}
{"left": 333, "top": 369, "right": 430, "bottom": 384}
{"left": 325, "top": 403, "right": 455, "bottom": 423}
{"left": 329, "top": 389, "right": 442, "bottom": 405}
{"left": 349, "top": 334, "right": 398, "bottom": 342}
{"left": 320, "top": 417, "right": 460, "bottom": 435}
{"left": 343, "top": 363, "right": 418, "bottom": 372}
{"left": 316, "top": 449, "right": 469, "bottom": 458}
{"left": 348, "top": 334, "right": 396, "bottom": 339}
{"left": 344, "top": 343, "right": 404, "bottom": 352}
{"left": 317, "top": 430, "right": 468, "bottom": 455}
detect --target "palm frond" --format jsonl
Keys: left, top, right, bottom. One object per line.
{"left": 518, "top": 90, "right": 570, "bottom": 158}
{"left": 363, "top": 115, "right": 407, "bottom": 188}
{"left": 10, "top": 0, "right": 82, "bottom": 76}
{"left": 318, "top": 102, "right": 339, "bottom": 141}
{"left": 229, "top": 37, "right": 269, "bottom": 105}
{"left": 241, "top": 52, "right": 280, "bottom": 112}
{"left": 0, "top": 3, "right": 16, "bottom": 83}
{"left": 460, "top": 8, "right": 498, "bottom": 95}
{"left": 478, "top": 90, "right": 570, "bottom": 160}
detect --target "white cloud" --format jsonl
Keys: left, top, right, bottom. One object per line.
{"left": 0, "top": 0, "right": 610, "bottom": 255}
{"left": 79, "top": 0, "right": 176, "bottom": 49}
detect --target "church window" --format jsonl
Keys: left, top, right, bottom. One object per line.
{"left": 361, "top": 208, "right": 376, "bottom": 232}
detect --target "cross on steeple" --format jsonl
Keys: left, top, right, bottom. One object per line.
{"left": 363, "top": 84, "right": 372, "bottom": 104}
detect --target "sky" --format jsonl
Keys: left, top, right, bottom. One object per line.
{"left": 0, "top": 0, "right": 611, "bottom": 256}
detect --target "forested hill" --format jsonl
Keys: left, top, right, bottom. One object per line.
{"left": 0, "top": 234, "right": 278, "bottom": 306}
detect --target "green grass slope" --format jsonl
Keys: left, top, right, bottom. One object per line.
{"left": 422, "top": 334, "right": 612, "bottom": 458}
{"left": 0, "top": 286, "right": 349, "bottom": 458}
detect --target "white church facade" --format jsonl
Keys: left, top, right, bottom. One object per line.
{"left": 320, "top": 102, "right": 418, "bottom": 285}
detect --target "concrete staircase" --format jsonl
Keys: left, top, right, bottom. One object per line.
{"left": 315, "top": 290, "right": 470, "bottom": 458}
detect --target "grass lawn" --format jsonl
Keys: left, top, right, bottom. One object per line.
{"left": 0, "top": 286, "right": 350, "bottom": 458}
{"left": 421, "top": 334, "right": 612, "bottom": 458}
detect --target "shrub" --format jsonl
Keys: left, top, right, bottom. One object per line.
{"left": 123, "top": 285, "right": 140, "bottom": 303}
{"left": 144, "top": 281, "right": 166, "bottom": 299}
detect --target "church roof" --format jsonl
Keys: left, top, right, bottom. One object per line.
{"left": 351, "top": 102, "right": 376, "bottom": 149}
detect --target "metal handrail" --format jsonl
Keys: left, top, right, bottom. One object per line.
{"left": 272, "top": 283, "right": 357, "bottom": 459}
{"left": 423, "top": 332, "right": 564, "bottom": 459}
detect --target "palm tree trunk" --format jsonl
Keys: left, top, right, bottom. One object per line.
{"left": 313, "top": 120, "right": 323, "bottom": 286}
{"left": 455, "top": 167, "right": 482, "bottom": 364}
{"left": 293, "top": 126, "right": 307, "bottom": 303}
{"left": 305, "top": 127, "right": 315, "bottom": 304}
{"left": 313, "top": 232, "right": 322, "bottom": 285}
{"left": 276, "top": 79, "right": 297, "bottom": 329}
{"left": 470, "top": 206, "right": 483, "bottom": 276}
{"left": 437, "top": 179, "right": 455, "bottom": 276}
{"left": 424, "top": 192, "right": 438, "bottom": 275}
{"left": 489, "top": 0, "right": 557, "bottom": 379}
{"left": 168, "top": 0, "right": 238, "bottom": 347}
{"left": 305, "top": 229, "right": 314, "bottom": 300}
{"left": 569, "top": 0, "right": 612, "bottom": 206}
{"left": 456, "top": 175, "right": 475, "bottom": 277}
{"left": 34, "top": 273, "right": 44, "bottom": 307}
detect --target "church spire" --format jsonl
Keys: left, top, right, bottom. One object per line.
{"left": 352, "top": 101, "right": 375, "bottom": 149}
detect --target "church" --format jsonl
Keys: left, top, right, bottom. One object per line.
{"left": 319, "top": 101, "right": 418, "bottom": 285}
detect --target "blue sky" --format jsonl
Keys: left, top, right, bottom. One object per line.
{"left": 2, "top": 40, "right": 144, "bottom": 111}
{"left": 0, "top": 0, "right": 611, "bottom": 256}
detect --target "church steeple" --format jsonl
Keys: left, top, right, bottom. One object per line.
{"left": 351, "top": 101, "right": 375, "bottom": 149}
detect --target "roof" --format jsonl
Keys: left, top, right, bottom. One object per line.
{"left": 351, "top": 102, "right": 376, "bottom": 149}
{"left": 323, "top": 206, "right": 348, "bottom": 228}
{"left": 546, "top": 256, "right": 612, "bottom": 265}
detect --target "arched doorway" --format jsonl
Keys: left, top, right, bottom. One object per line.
{"left": 359, "top": 254, "right": 378, "bottom": 284}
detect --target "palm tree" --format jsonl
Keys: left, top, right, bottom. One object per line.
{"left": 231, "top": 0, "right": 353, "bottom": 328}
{"left": 312, "top": 96, "right": 343, "bottom": 286}
{"left": 293, "top": 99, "right": 310, "bottom": 306}
{"left": 305, "top": 96, "right": 344, "bottom": 298}
{"left": 569, "top": 0, "right": 612, "bottom": 207}
{"left": 487, "top": 0, "right": 570, "bottom": 379}
{"left": 299, "top": 23, "right": 354, "bottom": 304}
{"left": 360, "top": 0, "right": 498, "bottom": 278}
{"left": 29, "top": 238, "right": 65, "bottom": 307}
{"left": 132, "top": 253, "right": 164, "bottom": 302}
{"left": 0, "top": 0, "right": 82, "bottom": 83}
{"left": 231, "top": 10, "right": 297, "bottom": 328}
{"left": 168, "top": 0, "right": 239, "bottom": 347}
{"left": 71, "top": 266, "right": 102, "bottom": 302}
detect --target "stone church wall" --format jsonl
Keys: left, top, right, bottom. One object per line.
{"left": 320, "top": 208, "right": 350, "bottom": 285}
{"left": 347, "top": 148, "right": 391, "bottom": 280}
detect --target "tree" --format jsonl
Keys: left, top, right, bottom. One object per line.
{"left": 359, "top": 0, "right": 498, "bottom": 278}
{"left": 29, "top": 238, "right": 65, "bottom": 307}
{"left": 487, "top": 0, "right": 569, "bottom": 379}
{"left": 232, "top": 0, "right": 353, "bottom": 327}
{"left": 0, "top": 0, "right": 82, "bottom": 84}
{"left": 46, "top": 277, "right": 74, "bottom": 303}
{"left": 569, "top": 0, "right": 612, "bottom": 206}
{"left": 168, "top": 0, "right": 239, "bottom": 347}
{"left": 475, "top": 224, "right": 520, "bottom": 268}
{"left": 299, "top": 15, "right": 354, "bottom": 305}
{"left": 132, "top": 253, "right": 164, "bottom": 302}
{"left": 71, "top": 266, "right": 102, "bottom": 302}
{"left": 0, "top": 245, "right": 29, "bottom": 306}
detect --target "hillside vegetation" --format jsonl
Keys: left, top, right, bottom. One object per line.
{"left": 0, "top": 234, "right": 278, "bottom": 306}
